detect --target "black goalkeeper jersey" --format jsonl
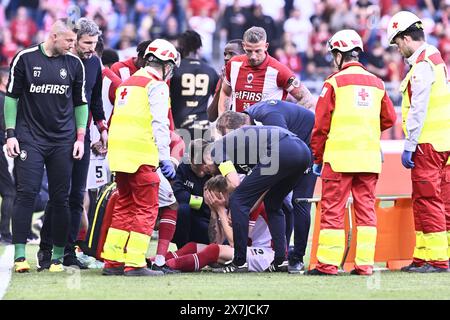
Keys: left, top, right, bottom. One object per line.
{"left": 169, "top": 58, "right": 219, "bottom": 128}
{"left": 6, "top": 43, "right": 87, "bottom": 145}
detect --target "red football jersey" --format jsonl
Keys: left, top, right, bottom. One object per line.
{"left": 224, "top": 54, "right": 294, "bottom": 112}
{"left": 110, "top": 57, "right": 139, "bottom": 82}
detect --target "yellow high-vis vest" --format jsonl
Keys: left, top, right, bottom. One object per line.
{"left": 323, "top": 64, "right": 386, "bottom": 173}
{"left": 400, "top": 45, "right": 450, "bottom": 152}
{"left": 108, "top": 68, "right": 161, "bottom": 173}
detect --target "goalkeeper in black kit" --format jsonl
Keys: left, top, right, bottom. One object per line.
{"left": 4, "top": 19, "right": 88, "bottom": 273}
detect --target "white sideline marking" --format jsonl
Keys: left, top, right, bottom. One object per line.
{"left": 0, "top": 245, "right": 14, "bottom": 300}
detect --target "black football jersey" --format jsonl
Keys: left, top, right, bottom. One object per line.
{"left": 169, "top": 58, "right": 219, "bottom": 128}
{"left": 6, "top": 43, "right": 87, "bottom": 145}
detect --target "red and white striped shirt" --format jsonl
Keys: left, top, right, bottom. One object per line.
{"left": 224, "top": 54, "right": 294, "bottom": 112}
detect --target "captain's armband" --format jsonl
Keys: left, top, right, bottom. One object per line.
{"left": 218, "top": 160, "right": 236, "bottom": 176}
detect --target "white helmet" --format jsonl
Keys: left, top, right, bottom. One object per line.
{"left": 327, "top": 29, "right": 364, "bottom": 53}
{"left": 144, "top": 39, "right": 180, "bottom": 67}
{"left": 387, "top": 11, "right": 422, "bottom": 45}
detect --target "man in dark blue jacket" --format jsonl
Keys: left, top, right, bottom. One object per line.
{"left": 172, "top": 139, "right": 212, "bottom": 248}
{"left": 216, "top": 100, "right": 316, "bottom": 273}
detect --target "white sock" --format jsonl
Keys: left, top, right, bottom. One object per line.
{"left": 155, "top": 255, "right": 165, "bottom": 267}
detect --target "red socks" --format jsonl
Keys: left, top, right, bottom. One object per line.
{"left": 166, "top": 241, "right": 198, "bottom": 260}
{"left": 156, "top": 208, "right": 177, "bottom": 256}
{"left": 166, "top": 243, "right": 220, "bottom": 272}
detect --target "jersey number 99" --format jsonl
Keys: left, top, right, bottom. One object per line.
{"left": 181, "top": 73, "right": 209, "bottom": 96}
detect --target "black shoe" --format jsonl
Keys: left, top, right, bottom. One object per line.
{"left": 0, "top": 233, "right": 12, "bottom": 244}
{"left": 408, "top": 263, "right": 449, "bottom": 273}
{"left": 151, "top": 263, "right": 181, "bottom": 274}
{"left": 288, "top": 261, "right": 305, "bottom": 274}
{"left": 102, "top": 265, "right": 125, "bottom": 276}
{"left": 63, "top": 254, "right": 88, "bottom": 269}
{"left": 36, "top": 249, "right": 52, "bottom": 272}
{"left": 124, "top": 267, "right": 164, "bottom": 277}
{"left": 304, "top": 268, "right": 336, "bottom": 276}
{"left": 400, "top": 262, "right": 422, "bottom": 272}
{"left": 265, "top": 260, "right": 289, "bottom": 272}
{"left": 220, "top": 262, "right": 248, "bottom": 273}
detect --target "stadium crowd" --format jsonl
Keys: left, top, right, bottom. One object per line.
{"left": 0, "top": 0, "right": 449, "bottom": 79}
{"left": 0, "top": 0, "right": 449, "bottom": 277}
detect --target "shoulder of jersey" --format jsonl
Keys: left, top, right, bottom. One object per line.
{"left": 15, "top": 44, "right": 40, "bottom": 59}
{"left": 229, "top": 54, "right": 247, "bottom": 63}
{"left": 66, "top": 52, "right": 84, "bottom": 64}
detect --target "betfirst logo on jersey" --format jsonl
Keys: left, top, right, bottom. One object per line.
{"left": 233, "top": 91, "right": 264, "bottom": 102}
{"left": 29, "top": 83, "right": 70, "bottom": 94}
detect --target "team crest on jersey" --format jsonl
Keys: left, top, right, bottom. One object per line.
{"left": 247, "top": 73, "right": 254, "bottom": 84}
{"left": 355, "top": 86, "right": 371, "bottom": 108}
{"left": 60, "top": 68, "right": 67, "bottom": 79}
{"left": 19, "top": 150, "right": 27, "bottom": 161}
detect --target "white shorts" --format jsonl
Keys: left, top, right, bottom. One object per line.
{"left": 86, "top": 155, "right": 110, "bottom": 190}
{"left": 246, "top": 246, "right": 274, "bottom": 272}
{"left": 157, "top": 168, "right": 176, "bottom": 207}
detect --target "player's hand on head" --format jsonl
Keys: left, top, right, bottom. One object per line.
{"left": 6, "top": 138, "right": 20, "bottom": 158}
{"left": 73, "top": 141, "right": 84, "bottom": 160}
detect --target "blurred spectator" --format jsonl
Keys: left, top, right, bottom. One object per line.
{"left": 9, "top": 6, "right": 37, "bottom": 48}
{"left": 329, "top": 1, "right": 357, "bottom": 31}
{"left": 438, "top": 24, "right": 450, "bottom": 68}
{"left": 221, "top": 0, "right": 250, "bottom": 42}
{"left": 364, "top": 41, "right": 387, "bottom": 80}
{"left": 245, "top": 4, "right": 279, "bottom": 53}
{"left": 284, "top": 8, "right": 313, "bottom": 63}
{"left": 309, "top": 21, "right": 331, "bottom": 57}
{"left": 1, "top": 29, "right": 19, "bottom": 66}
{"left": 302, "top": 60, "right": 322, "bottom": 81}
{"left": 161, "top": 15, "right": 180, "bottom": 44}
{"left": 171, "top": 0, "right": 187, "bottom": 33}
{"left": 189, "top": 8, "right": 216, "bottom": 62}
{"left": 115, "top": 23, "right": 139, "bottom": 60}
{"left": 135, "top": 0, "right": 172, "bottom": 25}
{"left": 138, "top": 5, "right": 165, "bottom": 40}
{"left": 275, "top": 42, "right": 302, "bottom": 77}
{"left": 187, "top": 0, "right": 218, "bottom": 19}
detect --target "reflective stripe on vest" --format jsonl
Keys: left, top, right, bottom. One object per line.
{"left": 400, "top": 45, "right": 450, "bottom": 152}
{"left": 108, "top": 68, "right": 160, "bottom": 173}
{"left": 323, "top": 65, "right": 385, "bottom": 173}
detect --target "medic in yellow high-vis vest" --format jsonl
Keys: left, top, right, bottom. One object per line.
{"left": 101, "top": 39, "right": 180, "bottom": 276}
{"left": 387, "top": 11, "right": 450, "bottom": 273}
{"left": 442, "top": 161, "right": 450, "bottom": 262}
{"left": 308, "top": 30, "right": 397, "bottom": 276}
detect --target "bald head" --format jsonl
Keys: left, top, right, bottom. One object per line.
{"left": 45, "top": 19, "right": 77, "bottom": 56}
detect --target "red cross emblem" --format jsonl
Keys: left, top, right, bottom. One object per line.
{"left": 392, "top": 22, "right": 398, "bottom": 29}
{"left": 120, "top": 88, "right": 128, "bottom": 99}
{"left": 358, "top": 88, "right": 369, "bottom": 101}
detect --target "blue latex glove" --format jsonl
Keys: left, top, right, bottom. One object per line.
{"left": 160, "top": 160, "right": 176, "bottom": 180}
{"left": 401, "top": 150, "right": 415, "bottom": 169}
{"left": 312, "top": 163, "right": 322, "bottom": 176}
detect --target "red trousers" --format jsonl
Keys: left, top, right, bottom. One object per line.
{"left": 411, "top": 144, "right": 449, "bottom": 235}
{"left": 320, "top": 163, "right": 378, "bottom": 229}
{"left": 411, "top": 144, "right": 449, "bottom": 268}
{"left": 318, "top": 163, "right": 378, "bottom": 274}
{"left": 111, "top": 165, "right": 160, "bottom": 236}
{"left": 441, "top": 165, "right": 450, "bottom": 231}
